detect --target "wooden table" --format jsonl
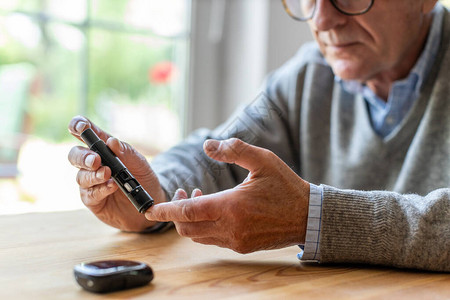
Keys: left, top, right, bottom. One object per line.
{"left": 0, "top": 210, "right": 448, "bottom": 299}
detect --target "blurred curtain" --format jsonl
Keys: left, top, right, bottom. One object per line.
{"left": 187, "top": 0, "right": 311, "bottom": 133}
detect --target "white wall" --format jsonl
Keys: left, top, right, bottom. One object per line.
{"left": 187, "top": 0, "right": 313, "bottom": 134}
{"left": 266, "top": 0, "right": 313, "bottom": 72}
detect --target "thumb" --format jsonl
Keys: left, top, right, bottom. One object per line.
{"left": 106, "top": 136, "right": 167, "bottom": 205}
{"left": 106, "top": 137, "right": 147, "bottom": 174}
{"left": 203, "top": 138, "right": 269, "bottom": 173}
{"left": 106, "top": 136, "right": 125, "bottom": 156}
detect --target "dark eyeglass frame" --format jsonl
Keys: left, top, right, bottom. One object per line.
{"left": 281, "top": 0, "right": 375, "bottom": 21}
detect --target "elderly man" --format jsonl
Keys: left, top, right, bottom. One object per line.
{"left": 68, "top": 0, "right": 450, "bottom": 272}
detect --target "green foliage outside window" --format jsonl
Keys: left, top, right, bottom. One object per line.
{"left": 0, "top": 0, "right": 189, "bottom": 146}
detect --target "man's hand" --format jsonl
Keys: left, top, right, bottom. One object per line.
{"left": 67, "top": 115, "right": 167, "bottom": 232}
{"left": 145, "top": 138, "right": 310, "bottom": 253}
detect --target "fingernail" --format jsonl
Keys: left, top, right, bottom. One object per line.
{"left": 204, "top": 139, "right": 219, "bottom": 152}
{"left": 173, "top": 188, "right": 186, "bottom": 201}
{"left": 174, "top": 188, "right": 185, "bottom": 197}
{"left": 75, "top": 121, "right": 87, "bottom": 133}
{"left": 107, "top": 180, "right": 115, "bottom": 188}
{"left": 96, "top": 168, "right": 105, "bottom": 180}
{"left": 85, "top": 155, "right": 95, "bottom": 168}
{"left": 109, "top": 137, "right": 124, "bottom": 153}
{"left": 145, "top": 211, "right": 154, "bottom": 219}
{"left": 191, "top": 188, "right": 201, "bottom": 198}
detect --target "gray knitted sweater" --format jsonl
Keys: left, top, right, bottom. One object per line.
{"left": 152, "top": 10, "right": 450, "bottom": 272}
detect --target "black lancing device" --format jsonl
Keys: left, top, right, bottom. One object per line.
{"left": 80, "top": 128, "right": 154, "bottom": 213}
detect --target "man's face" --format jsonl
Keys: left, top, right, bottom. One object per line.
{"left": 307, "top": 0, "right": 436, "bottom": 82}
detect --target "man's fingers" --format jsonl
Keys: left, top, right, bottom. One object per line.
{"left": 173, "top": 188, "right": 188, "bottom": 201}
{"left": 203, "top": 138, "right": 272, "bottom": 173}
{"left": 144, "top": 200, "right": 207, "bottom": 222}
{"left": 76, "top": 167, "right": 112, "bottom": 189}
{"left": 172, "top": 188, "right": 202, "bottom": 202}
{"left": 191, "top": 188, "right": 203, "bottom": 198}
{"left": 174, "top": 221, "right": 217, "bottom": 238}
{"left": 145, "top": 191, "right": 227, "bottom": 222}
{"left": 191, "top": 237, "right": 227, "bottom": 248}
{"left": 68, "top": 115, "right": 112, "bottom": 144}
{"left": 68, "top": 115, "right": 89, "bottom": 137}
{"left": 80, "top": 180, "right": 118, "bottom": 209}
{"left": 69, "top": 116, "right": 148, "bottom": 178}
{"left": 68, "top": 146, "right": 102, "bottom": 170}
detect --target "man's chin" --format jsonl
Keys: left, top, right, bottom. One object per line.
{"left": 330, "top": 61, "right": 370, "bottom": 82}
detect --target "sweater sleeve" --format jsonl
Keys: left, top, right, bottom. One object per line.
{"left": 320, "top": 185, "right": 450, "bottom": 272}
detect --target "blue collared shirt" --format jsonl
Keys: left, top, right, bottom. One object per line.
{"left": 298, "top": 4, "right": 445, "bottom": 261}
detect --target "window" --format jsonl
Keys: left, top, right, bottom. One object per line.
{"left": 0, "top": 0, "right": 190, "bottom": 214}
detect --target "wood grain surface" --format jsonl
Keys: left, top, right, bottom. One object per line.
{"left": 0, "top": 210, "right": 448, "bottom": 299}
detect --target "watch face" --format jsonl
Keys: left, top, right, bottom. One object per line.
{"left": 75, "top": 260, "right": 145, "bottom": 276}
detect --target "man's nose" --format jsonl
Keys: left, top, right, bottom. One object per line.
{"left": 310, "top": 0, "right": 347, "bottom": 31}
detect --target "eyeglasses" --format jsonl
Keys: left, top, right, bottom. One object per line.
{"left": 281, "top": 0, "right": 375, "bottom": 21}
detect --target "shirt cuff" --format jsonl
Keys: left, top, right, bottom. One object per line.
{"left": 297, "top": 183, "right": 323, "bottom": 261}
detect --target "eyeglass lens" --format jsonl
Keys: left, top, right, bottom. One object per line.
{"left": 283, "top": 0, "right": 373, "bottom": 21}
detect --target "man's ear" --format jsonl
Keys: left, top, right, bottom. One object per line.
{"left": 422, "top": 0, "right": 438, "bottom": 14}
